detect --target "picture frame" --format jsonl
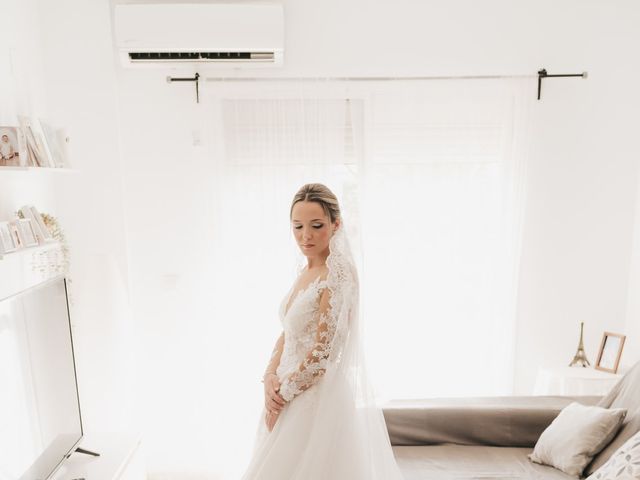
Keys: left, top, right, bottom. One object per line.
{"left": 19, "top": 205, "right": 52, "bottom": 243}
{"left": 0, "top": 126, "right": 28, "bottom": 167}
{"left": 17, "top": 116, "right": 42, "bottom": 166}
{"left": 17, "top": 115, "right": 54, "bottom": 167}
{"left": 15, "top": 219, "right": 39, "bottom": 247}
{"left": 595, "top": 331, "right": 626, "bottom": 374}
{"left": 29, "top": 205, "right": 52, "bottom": 240}
{"left": 8, "top": 222, "right": 23, "bottom": 252}
{"left": 39, "top": 118, "right": 69, "bottom": 168}
{"left": 0, "top": 221, "right": 17, "bottom": 254}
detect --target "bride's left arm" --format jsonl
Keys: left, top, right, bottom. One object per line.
{"left": 278, "top": 285, "right": 337, "bottom": 402}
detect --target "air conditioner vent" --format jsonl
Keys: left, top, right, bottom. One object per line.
{"left": 128, "top": 52, "right": 275, "bottom": 62}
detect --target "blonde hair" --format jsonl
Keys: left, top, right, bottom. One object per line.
{"left": 290, "top": 183, "right": 341, "bottom": 224}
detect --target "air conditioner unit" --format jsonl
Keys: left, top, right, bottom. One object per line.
{"left": 113, "top": 3, "right": 284, "bottom": 69}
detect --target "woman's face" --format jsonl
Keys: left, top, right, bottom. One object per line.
{"left": 291, "top": 200, "right": 338, "bottom": 258}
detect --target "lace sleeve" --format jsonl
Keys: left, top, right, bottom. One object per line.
{"left": 262, "top": 331, "right": 285, "bottom": 378}
{"left": 278, "top": 284, "right": 337, "bottom": 402}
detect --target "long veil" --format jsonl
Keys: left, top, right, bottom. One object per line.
{"left": 287, "top": 218, "right": 405, "bottom": 479}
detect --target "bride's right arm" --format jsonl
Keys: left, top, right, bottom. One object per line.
{"left": 262, "top": 331, "right": 285, "bottom": 380}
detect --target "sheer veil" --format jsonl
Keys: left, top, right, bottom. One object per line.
{"left": 287, "top": 217, "right": 405, "bottom": 479}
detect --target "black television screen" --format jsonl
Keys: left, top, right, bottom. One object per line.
{"left": 0, "top": 277, "right": 83, "bottom": 480}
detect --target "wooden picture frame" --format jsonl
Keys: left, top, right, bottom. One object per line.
{"left": 595, "top": 332, "right": 626, "bottom": 374}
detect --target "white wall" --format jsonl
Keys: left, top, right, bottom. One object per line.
{"left": 36, "top": 0, "right": 137, "bottom": 433}
{"left": 111, "top": 0, "right": 640, "bottom": 395}
{"left": 0, "top": 0, "right": 51, "bottom": 212}
{"left": 3, "top": 0, "right": 639, "bottom": 477}
{"left": 624, "top": 163, "right": 640, "bottom": 364}
{"left": 4, "top": 0, "right": 639, "bottom": 445}
{"left": 1, "top": 0, "right": 136, "bottom": 434}
{"left": 516, "top": 62, "right": 640, "bottom": 391}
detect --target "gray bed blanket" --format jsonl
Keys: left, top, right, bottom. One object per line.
{"left": 392, "top": 444, "right": 578, "bottom": 480}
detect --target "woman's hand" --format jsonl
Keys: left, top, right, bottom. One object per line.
{"left": 265, "top": 409, "right": 280, "bottom": 432}
{"left": 263, "top": 373, "right": 287, "bottom": 415}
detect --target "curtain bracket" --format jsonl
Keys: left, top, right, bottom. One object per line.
{"left": 167, "top": 72, "right": 200, "bottom": 103}
{"left": 537, "top": 68, "right": 588, "bottom": 100}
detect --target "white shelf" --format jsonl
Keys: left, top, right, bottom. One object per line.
{"left": 0, "top": 241, "right": 66, "bottom": 300}
{"left": 51, "top": 432, "right": 145, "bottom": 480}
{"left": 0, "top": 166, "right": 78, "bottom": 172}
{"left": 0, "top": 239, "right": 61, "bottom": 259}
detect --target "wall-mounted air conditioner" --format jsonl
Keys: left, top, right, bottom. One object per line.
{"left": 113, "top": 3, "right": 284, "bottom": 69}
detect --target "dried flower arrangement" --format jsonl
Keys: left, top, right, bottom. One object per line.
{"left": 41, "top": 213, "right": 70, "bottom": 274}
{"left": 15, "top": 209, "right": 70, "bottom": 276}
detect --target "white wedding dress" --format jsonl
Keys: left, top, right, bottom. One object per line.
{"left": 240, "top": 225, "right": 406, "bottom": 480}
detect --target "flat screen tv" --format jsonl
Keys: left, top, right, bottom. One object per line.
{"left": 0, "top": 276, "right": 83, "bottom": 480}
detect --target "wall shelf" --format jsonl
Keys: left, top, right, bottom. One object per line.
{"left": 0, "top": 166, "right": 78, "bottom": 173}
{"left": 0, "top": 241, "right": 66, "bottom": 301}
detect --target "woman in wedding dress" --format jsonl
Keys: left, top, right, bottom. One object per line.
{"left": 240, "top": 183, "right": 405, "bottom": 480}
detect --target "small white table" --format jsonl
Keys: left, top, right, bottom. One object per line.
{"left": 533, "top": 366, "right": 623, "bottom": 396}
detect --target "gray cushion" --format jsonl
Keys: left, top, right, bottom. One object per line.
{"left": 584, "top": 360, "right": 640, "bottom": 476}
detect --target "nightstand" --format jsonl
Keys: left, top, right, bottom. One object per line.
{"left": 533, "top": 366, "right": 623, "bottom": 396}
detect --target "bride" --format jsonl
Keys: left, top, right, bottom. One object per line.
{"left": 240, "top": 183, "right": 405, "bottom": 479}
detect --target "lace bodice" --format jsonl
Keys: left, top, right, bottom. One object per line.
{"left": 276, "top": 274, "right": 334, "bottom": 402}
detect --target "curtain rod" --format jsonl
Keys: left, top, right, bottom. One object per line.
{"left": 203, "top": 74, "right": 531, "bottom": 82}
{"left": 167, "top": 68, "right": 587, "bottom": 102}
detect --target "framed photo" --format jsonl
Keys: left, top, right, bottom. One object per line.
{"left": 0, "top": 126, "right": 28, "bottom": 167}
{"left": 15, "top": 219, "right": 39, "bottom": 247}
{"left": 39, "top": 118, "right": 69, "bottom": 168}
{"left": 30, "top": 205, "right": 52, "bottom": 241}
{"left": 17, "top": 115, "right": 54, "bottom": 167}
{"left": 0, "top": 221, "right": 17, "bottom": 254}
{"left": 8, "top": 222, "right": 23, "bottom": 251}
{"left": 19, "top": 205, "right": 52, "bottom": 242}
{"left": 595, "top": 332, "right": 626, "bottom": 374}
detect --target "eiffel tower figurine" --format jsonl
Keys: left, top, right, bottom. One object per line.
{"left": 569, "top": 321, "right": 590, "bottom": 367}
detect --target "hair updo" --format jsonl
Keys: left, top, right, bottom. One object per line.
{"left": 290, "top": 183, "right": 341, "bottom": 224}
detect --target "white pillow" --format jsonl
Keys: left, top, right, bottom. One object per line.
{"left": 528, "top": 402, "right": 627, "bottom": 476}
{"left": 586, "top": 430, "right": 640, "bottom": 480}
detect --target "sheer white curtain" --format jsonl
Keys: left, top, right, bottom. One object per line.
{"left": 205, "top": 83, "right": 364, "bottom": 479}
{"left": 131, "top": 77, "right": 534, "bottom": 479}
{"left": 359, "top": 78, "right": 534, "bottom": 400}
